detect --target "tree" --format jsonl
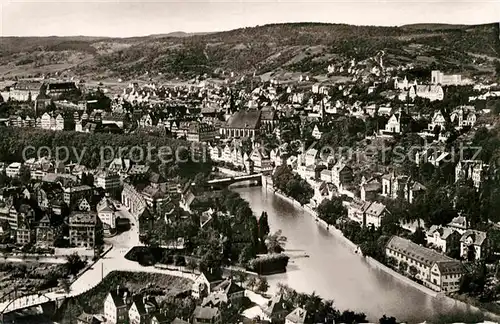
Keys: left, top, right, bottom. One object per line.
{"left": 59, "top": 278, "right": 71, "bottom": 294}
{"left": 410, "top": 227, "right": 427, "bottom": 246}
{"left": 0, "top": 170, "right": 9, "bottom": 187}
{"left": 65, "top": 253, "right": 85, "bottom": 276}
{"left": 238, "top": 244, "right": 254, "bottom": 266}
{"left": 265, "top": 230, "right": 287, "bottom": 253}
{"left": 18, "top": 165, "right": 31, "bottom": 184}
{"left": 398, "top": 260, "right": 408, "bottom": 274}
{"left": 235, "top": 271, "right": 248, "bottom": 286}
{"left": 386, "top": 256, "right": 398, "bottom": 268}
{"left": 193, "top": 172, "right": 208, "bottom": 187}
{"left": 195, "top": 228, "right": 223, "bottom": 271}
{"left": 258, "top": 212, "right": 270, "bottom": 240}
{"left": 336, "top": 310, "right": 368, "bottom": 323}
{"left": 379, "top": 315, "right": 398, "bottom": 324}
{"left": 409, "top": 265, "right": 418, "bottom": 278}
{"left": 272, "top": 165, "right": 313, "bottom": 205}
{"left": 255, "top": 276, "right": 269, "bottom": 293}
{"left": 81, "top": 173, "right": 94, "bottom": 186}
{"left": 246, "top": 276, "right": 257, "bottom": 290}
{"left": 186, "top": 258, "right": 198, "bottom": 273}
{"left": 316, "top": 197, "right": 347, "bottom": 224}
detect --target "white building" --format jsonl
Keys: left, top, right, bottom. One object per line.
{"left": 431, "top": 70, "right": 463, "bottom": 86}
{"left": 460, "top": 230, "right": 488, "bottom": 261}
{"left": 455, "top": 160, "right": 487, "bottom": 189}
{"left": 95, "top": 172, "right": 122, "bottom": 191}
{"left": 386, "top": 236, "right": 463, "bottom": 292}
{"left": 428, "top": 111, "right": 446, "bottom": 131}
{"left": 6, "top": 162, "right": 22, "bottom": 178}
{"left": 384, "top": 113, "right": 402, "bottom": 134}
{"left": 40, "top": 112, "right": 52, "bottom": 130}
{"left": 426, "top": 225, "right": 460, "bottom": 253}
{"left": 97, "top": 197, "right": 117, "bottom": 229}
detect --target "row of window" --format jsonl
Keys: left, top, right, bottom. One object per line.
{"left": 389, "top": 249, "right": 426, "bottom": 269}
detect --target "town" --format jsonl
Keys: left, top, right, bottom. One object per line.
{"left": 0, "top": 16, "right": 500, "bottom": 324}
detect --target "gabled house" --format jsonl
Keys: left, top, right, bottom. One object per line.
{"left": 263, "top": 294, "right": 289, "bottom": 322}
{"left": 209, "top": 144, "right": 223, "bottom": 162}
{"left": 347, "top": 200, "right": 388, "bottom": 229}
{"left": 192, "top": 272, "right": 224, "bottom": 299}
{"left": 332, "top": 160, "right": 353, "bottom": 189}
{"left": 285, "top": 307, "right": 307, "bottom": 324}
{"left": 364, "top": 201, "right": 389, "bottom": 229}
{"left": 192, "top": 306, "right": 221, "bottom": 324}
{"left": 97, "top": 196, "right": 117, "bottom": 230}
{"left": 77, "top": 198, "right": 92, "bottom": 212}
{"left": 428, "top": 110, "right": 446, "bottom": 132}
{"left": 381, "top": 172, "right": 425, "bottom": 203}
{"left": 312, "top": 124, "right": 324, "bottom": 140}
{"left": 250, "top": 146, "right": 272, "bottom": 173}
{"left": 455, "top": 160, "right": 487, "bottom": 190}
{"left": 16, "top": 219, "right": 34, "bottom": 245}
{"left": 360, "top": 176, "right": 381, "bottom": 202}
{"left": 303, "top": 148, "right": 318, "bottom": 167}
{"left": 460, "top": 230, "right": 489, "bottom": 261}
{"left": 448, "top": 216, "right": 467, "bottom": 234}
{"left": 171, "top": 318, "right": 190, "bottom": 324}
{"left": 212, "top": 279, "right": 244, "bottom": 302}
{"left": 36, "top": 214, "right": 55, "bottom": 247}
{"left": 150, "top": 313, "right": 169, "bottom": 324}
{"left": 384, "top": 113, "right": 403, "bottom": 134}
{"left": 104, "top": 286, "right": 131, "bottom": 324}
{"left": 270, "top": 148, "right": 284, "bottom": 167}
{"left": 429, "top": 260, "right": 464, "bottom": 293}
{"left": 128, "top": 295, "right": 158, "bottom": 324}
{"left": 426, "top": 225, "right": 460, "bottom": 254}
{"left": 451, "top": 106, "right": 477, "bottom": 128}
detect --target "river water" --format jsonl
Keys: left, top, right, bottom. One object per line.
{"left": 233, "top": 186, "right": 484, "bottom": 323}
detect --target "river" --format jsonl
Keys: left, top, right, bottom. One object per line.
{"left": 233, "top": 186, "right": 485, "bottom": 323}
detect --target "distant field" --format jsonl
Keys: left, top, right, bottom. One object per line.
{"left": 0, "top": 22, "right": 497, "bottom": 80}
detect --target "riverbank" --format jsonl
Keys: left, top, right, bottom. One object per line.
{"left": 269, "top": 185, "right": 439, "bottom": 296}
{"left": 266, "top": 185, "right": 500, "bottom": 322}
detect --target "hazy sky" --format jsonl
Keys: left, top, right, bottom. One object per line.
{"left": 1, "top": 0, "right": 499, "bottom": 37}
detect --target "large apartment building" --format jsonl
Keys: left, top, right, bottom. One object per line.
{"left": 69, "top": 212, "right": 102, "bottom": 248}
{"left": 386, "top": 236, "right": 464, "bottom": 293}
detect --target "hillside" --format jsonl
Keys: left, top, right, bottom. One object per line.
{"left": 0, "top": 22, "right": 499, "bottom": 80}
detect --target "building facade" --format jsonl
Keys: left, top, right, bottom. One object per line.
{"left": 386, "top": 236, "right": 463, "bottom": 292}
{"left": 69, "top": 212, "right": 101, "bottom": 248}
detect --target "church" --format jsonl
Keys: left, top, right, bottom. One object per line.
{"left": 220, "top": 109, "right": 262, "bottom": 139}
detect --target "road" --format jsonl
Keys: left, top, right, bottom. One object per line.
{"left": 0, "top": 205, "right": 196, "bottom": 314}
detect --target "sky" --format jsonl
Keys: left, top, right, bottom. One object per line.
{"left": 0, "top": 0, "right": 499, "bottom": 37}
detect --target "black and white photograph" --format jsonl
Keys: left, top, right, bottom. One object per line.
{"left": 0, "top": 0, "right": 499, "bottom": 323}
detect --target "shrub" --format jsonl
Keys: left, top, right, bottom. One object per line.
{"left": 247, "top": 253, "right": 289, "bottom": 275}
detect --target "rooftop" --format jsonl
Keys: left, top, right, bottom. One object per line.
{"left": 193, "top": 306, "right": 220, "bottom": 320}
{"left": 386, "top": 236, "right": 454, "bottom": 268}
{"left": 226, "top": 109, "right": 261, "bottom": 129}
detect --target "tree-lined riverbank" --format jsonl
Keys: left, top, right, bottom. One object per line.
{"left": 233, "top": 185, "right": 494, "bottom": 323}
